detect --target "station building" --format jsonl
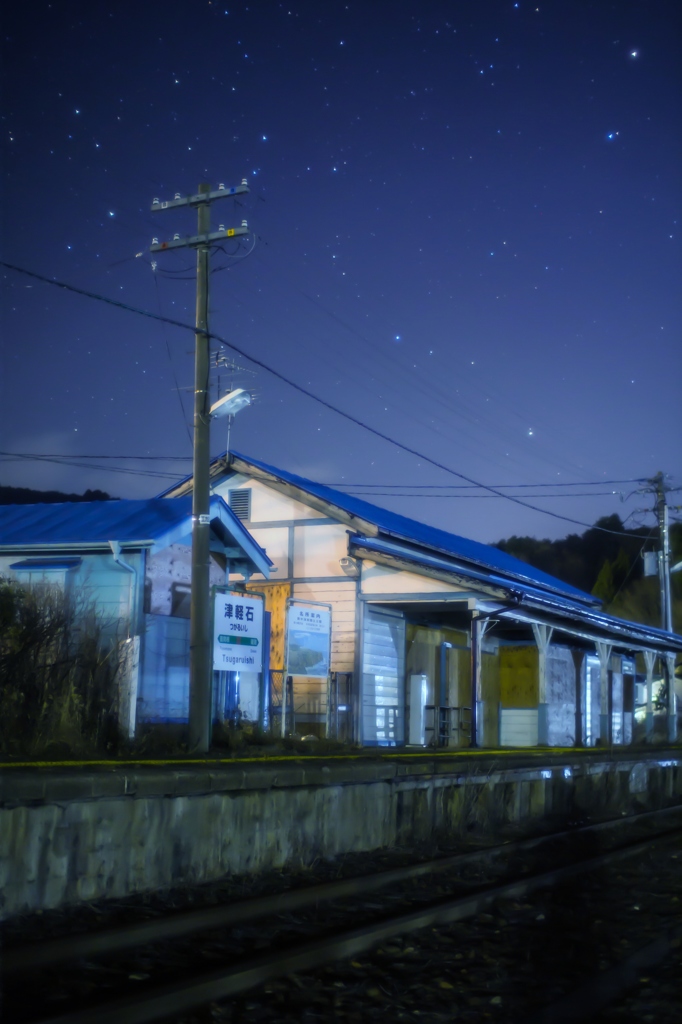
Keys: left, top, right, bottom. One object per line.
{"left": 163, "top": 452, "right": 682, "bottom": 748}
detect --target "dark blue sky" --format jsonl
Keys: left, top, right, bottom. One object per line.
{"left": 1, "top": 0, "right": 680, "bottom": 542}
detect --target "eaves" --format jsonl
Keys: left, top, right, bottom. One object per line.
{"left": 348, "top": 540, "right": 510, "bottom": 602}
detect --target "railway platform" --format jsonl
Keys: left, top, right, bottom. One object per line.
{"left": 2, "top": 745, "right": 681, "bottom": 920}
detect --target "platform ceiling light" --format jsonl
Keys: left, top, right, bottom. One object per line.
{"left": 210, "top": 388, "right": 252, "bottom": 420}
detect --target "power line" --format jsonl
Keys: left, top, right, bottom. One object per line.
{"left": 0, "top": 452, "right": 626, "bottom": 497}
{"left": 0, "top": 260, "right": 642, "bottom": 538}
{"left": 0, "top": 452, "right": 640, "bottom": 500}
{"left": 343, "top": 490, "right": 624, "bottom": 499}
{"left": 0, "top": 452, "right": 180, "bottom": 479}
{"left": 0, "top": 450, "right": 642, "bottom": 488}
{"left": 1, "top": 261, "right": 202, "bottom": 334}
{"left": 153, "top": 273, "right": 193, "bottom": 447}
{"left": 327, "top": 479, "right": 643, "bottom": 489}
{"left": 0, "top": 451, "right": 192, "bottom": 461}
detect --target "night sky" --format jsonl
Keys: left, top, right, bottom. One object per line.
{"left": 1, "top": 0, "right": 680, "bottom": 544}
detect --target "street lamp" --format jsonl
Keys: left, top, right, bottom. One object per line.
{"left": 210, "top": 387, "right": 252, "bottom": 419}
{"left": 211, "top": 387, "right": 252, "bottom": 465}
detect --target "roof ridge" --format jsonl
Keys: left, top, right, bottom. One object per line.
{"left": 226, "top": 451, "right": 598, "bottom": 606}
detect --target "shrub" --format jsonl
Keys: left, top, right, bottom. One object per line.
{"left": 0, "top": 578, "right": 123, "bottom": 757}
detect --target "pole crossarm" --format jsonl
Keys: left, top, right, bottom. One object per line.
{"left": 150, "top": 225, "right": 248, "bottom": 253}
{"left": 151, "top": 182, "right": 249, "bottom": 212}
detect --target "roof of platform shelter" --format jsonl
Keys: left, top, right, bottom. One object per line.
{"left": 161, "top": 451, "right": 598, "bottom": 608}
{"left": 0, "top": 495, "right": 272, "bottom": 577}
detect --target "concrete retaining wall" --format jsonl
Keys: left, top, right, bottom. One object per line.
{"left": 1, "top": 751, "right": 681, "bottom": 920}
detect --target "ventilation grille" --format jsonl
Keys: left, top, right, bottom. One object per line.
{"left": 228, "top": 488, "right": 251, "bottom": 520}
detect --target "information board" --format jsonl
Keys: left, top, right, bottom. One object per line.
{"left": 286, "top": 604, "right": 331, "bottom": 678}
{"left": 213, "top": 592, "right": 263, "bottom": 673}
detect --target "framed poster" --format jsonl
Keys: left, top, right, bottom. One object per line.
{"left": 286, "top": 603, "right": 331, "bottom": 678}
{"left": 213, "top": 592, "right": 263, "bottom": 673}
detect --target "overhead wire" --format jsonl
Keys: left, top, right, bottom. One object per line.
{"left": 0, "top": 260, "right": 650, "bottom": 538}
{"left": 246, "top": 241, "right": 602, "bottom": 482}
{"left": 0, "top": 451, "right": 180, "bottom": 479}
{"left": 153, "top": 271, "right": 193, "bottom": 446}
{"left": 0, "top": 452, "right": 193, "bottom": 461}
{"left": 0, "top": 451, "right": 629, "bottom": 498}
{"left": 72, "top": 233, "right": 584, "bottom": 484}
{"left": 211, "top": 234, "right": 258, "bottom": 272}
{"left": 0, "top": 452, "right": 647, "bottom": 489}
{"left": 329, "top": 478, "right": 644, "bottom": 489}
{"left": 226, "top": 263, "right": 538, "bottom": 480}
{"left": 609, "top": 526, "right": 659, "bottom": 604}
{"left": 342, "top": 490, "right": 625, "bottom": 499}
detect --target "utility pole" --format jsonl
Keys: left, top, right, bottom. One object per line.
{"left": 151, "top": 181, "right": 249, "bottom": 751}
{"left": 652, "top": 472, "right": 673, "bottom": 633}
{"left": 649, "top": 472, "right": 676, "bottom": 742}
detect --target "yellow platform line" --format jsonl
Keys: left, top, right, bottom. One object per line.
{"left": 0, "top": 747, "right": 652, "bottom": 770}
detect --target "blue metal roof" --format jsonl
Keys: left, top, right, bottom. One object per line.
{"left": 349, "top": 533, "right": 682, "bottom": 652}
{"left": 0, "top": 497, "right": 271, "bottom": 576}
{"left": 0, "top": 497, "right": 193, "bottom": 546}
{"left": 224, "top": 452, "right": 599, "bottom": 607}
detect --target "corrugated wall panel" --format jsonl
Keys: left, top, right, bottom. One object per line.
{"left": 362, "top": 607, "right": 405, "bottom": 746}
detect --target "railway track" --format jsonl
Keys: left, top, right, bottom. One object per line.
{"left": 3, "top": 805, "right": 682, "bottom": 1024}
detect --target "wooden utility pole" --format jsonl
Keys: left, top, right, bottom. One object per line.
{"left": 652, "top": 472, "right": 673, "bottom": 634}
{"left": 190, "top": 184, "right": 212, "bottom": 752}
{"left": 151, "top": 181, "right": 249, "bottom": 751}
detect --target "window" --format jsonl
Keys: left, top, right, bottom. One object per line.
{"left": 228, "top": 488, "right": 251, "bottom": 520}
{"left": 9, "top": 557, "right": 81, "bottom": 592}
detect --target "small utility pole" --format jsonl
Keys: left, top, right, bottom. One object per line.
{"left": 650, "top": 472, "right": 676, "bottom": 742}
{"left": 151, "top": 181, "right": 249, "bottom": 751}
{"left": 652, "top": 472, "right": 673, "bottom": 633}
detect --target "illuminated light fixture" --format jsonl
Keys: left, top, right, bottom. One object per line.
{"left": 210, "top": 387, "right": 252, "bottom": 420}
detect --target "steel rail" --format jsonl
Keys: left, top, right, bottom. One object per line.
{"left": 5, "top": 803, "right": 681, "bottom": 974}
{"left": 25, "top": 827, "right": 682, "bottom": 1024}
{"left": 521, "top": 924, "right": 682, "bottom": 1024}
{"left": 4, "top": 803, "right": 680, "bottom": 973}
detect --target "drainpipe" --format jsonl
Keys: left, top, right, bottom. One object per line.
{"left": 109, "top": 541, "right": 139, "bottom": 739}
{"left": 109, "top": 542, "right": 137, "bottom": 631}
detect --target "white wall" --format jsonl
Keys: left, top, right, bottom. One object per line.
{"left": 361, "top": 560, "right": 468, "bottom": 595}
{"left": 293, "top": 524, "right": 349, "bottom": 579}
{"left": 246, "top": 527, "right": 289, "bottom": 579}
{"left": 0, "top": 552, "right": 139, "bottom": 632}
{"left": 214, "top": 475, "right": 325, "bottom": 522}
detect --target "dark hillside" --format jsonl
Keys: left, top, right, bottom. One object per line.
{"left": 0, "top": 486, "right": 113, "bottom": 504}
{"left": 496, "top": 516, "right": 681, "bottom": 632}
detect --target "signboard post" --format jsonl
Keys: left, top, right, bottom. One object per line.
{"left": 285, "top": 600, "right": 332, "bottom": 737}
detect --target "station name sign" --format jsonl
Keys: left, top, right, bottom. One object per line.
{"left": 213, "top": 593, "right": 263, "bottom": 673}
